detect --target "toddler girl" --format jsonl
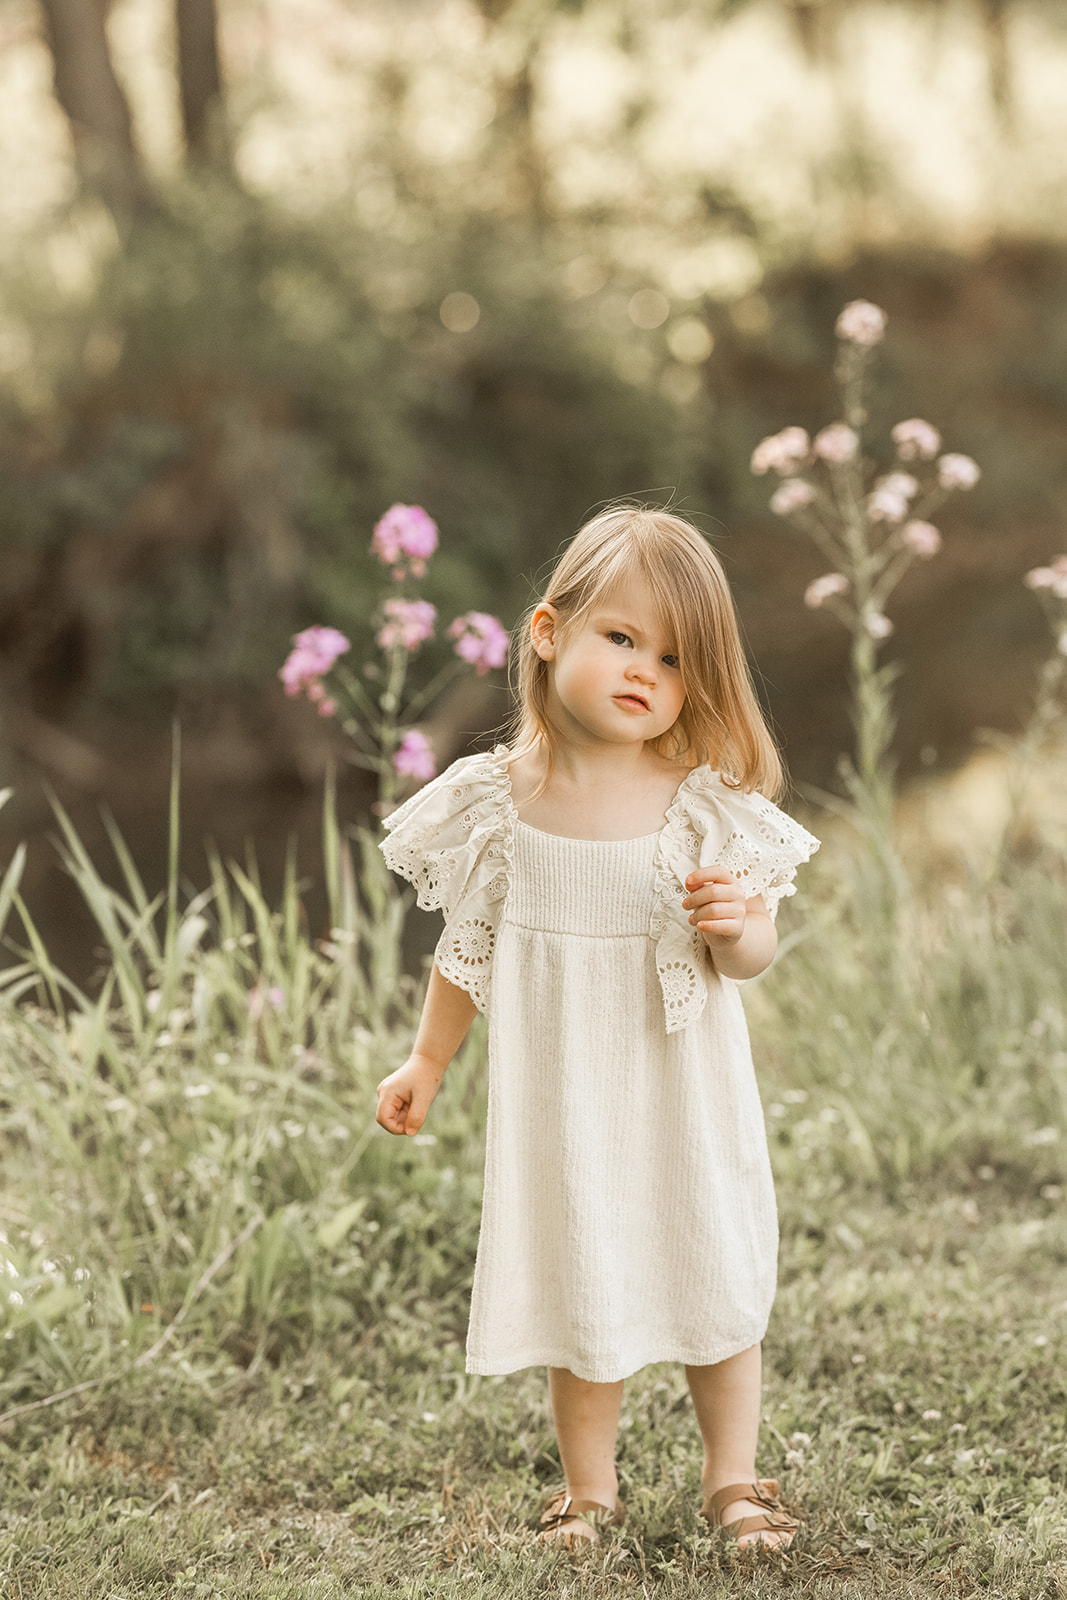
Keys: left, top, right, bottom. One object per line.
{"left": 376, "top": 505, "right": 818, "bottom": 1549}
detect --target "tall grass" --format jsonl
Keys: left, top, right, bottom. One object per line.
{"left": 1, "top": 745, "right": 1064, "bottom": 1429}
{"left": 0, "top": 764, "right": 486, "bottom": 1418}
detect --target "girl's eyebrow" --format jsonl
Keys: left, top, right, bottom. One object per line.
{"left": 591, "top": 612, "right": 676, "bottom": 650}
{"left": 591, "top": 612, "right": 645, "bottom": 635}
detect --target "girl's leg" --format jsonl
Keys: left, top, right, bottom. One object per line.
{"left": 547, "top": 1367, "right": 624, "bottom": 1509}
{"left": 685, "top": 1345, "right": 792, "bottom": 1549}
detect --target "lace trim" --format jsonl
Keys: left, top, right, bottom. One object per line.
{"left": 651, "top": 768, "right": 819, "bottom": 1033}
{"left": 380, "top": 746, "right": 515, "bottom": 1016}
{"left": 434, "top": 914, "right": 496, "bottom": 1012}
{"left": 652, "top": 775, "right": 710, "bottom": 1034}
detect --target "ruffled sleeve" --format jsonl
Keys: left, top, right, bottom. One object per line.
{"left": 379, "top": 747, "right": 513, "bottom": 1014}
{"left": 651, "top": 769, "right": 820, "bottom": 1033}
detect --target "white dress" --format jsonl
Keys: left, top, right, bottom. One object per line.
{"left": 381, "top": 748, "right": 819, "bottom": 1384}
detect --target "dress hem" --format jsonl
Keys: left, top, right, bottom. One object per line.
{"left": 465, "top": 1327, "right": 771, "bottom": 1385}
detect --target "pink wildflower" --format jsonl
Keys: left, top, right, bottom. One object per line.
{"left": 892, "top": 419, "right": 941, "bottom": 461}
{"left": 937, "top": 454, "right": 981, "bottom": 491}
{"left": 318, "top": 698, "right": 337, "bottom": 717}
{"left": 376, "top": 598, "right": 437, "bottom": 652}
{"left": 750, "top": 426, "right": 810, "bottom": 476}
{"left": 279, "top": 625, "right": 351, "bottom": 698}
{"left": 770, "top": 478, "right": 816, "bottom": 515}
{"left": 901, "top": 520, "right": 942, "bottom": 558}
{"left": 804, "top": 573, "right": 849, "bottom": 609}
{"left": 864, "top": 612, "right": 894, "bottom": 639}
{"left": 868, "top": 485, "right": 910, "bottom": 524}
{"left": 880, "top": 472, "right": 919, "bottom": 500}
{"left": 371, "top": 504, "right": 440, "bottom": 577}
{"left": 448, "top": 611, "right": 509, "bottom": 674}
{"left": 1026, "top": 557, "right": 1067, "bottom": 599}
{"left": 394, "top": 730, "right": 436, "bottom": 782}
{"left": 813, "top": 423, "right": 859, "bottom": 464}
{"left": 835, "top": 300, "right": 887, "bottom": 346}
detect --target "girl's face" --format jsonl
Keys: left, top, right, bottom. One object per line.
{"left": 533, "top": 579, "right": 686, "bottom": 749}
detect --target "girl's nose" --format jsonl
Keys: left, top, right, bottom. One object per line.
{"left": 627, "top": 655, "right": 656, "bottom": 683}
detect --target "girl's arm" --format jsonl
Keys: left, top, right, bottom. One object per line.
{"left": 375, "top": 965, "right": 478, "bottom": 1136}
{"left": 681, "top": 867, "right": 778, "bottom": 980}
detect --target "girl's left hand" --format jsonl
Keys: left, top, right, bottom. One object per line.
{"left": 682, "top": 867, "right": 747, "bottom": 944}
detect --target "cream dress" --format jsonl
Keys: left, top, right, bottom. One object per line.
{"left": 381, "top": 748, "right": 818, "bottom": 1384}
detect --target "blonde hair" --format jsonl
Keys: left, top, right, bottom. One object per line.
{"left": 507, "top": 503, "right": 783, "bottom": 797}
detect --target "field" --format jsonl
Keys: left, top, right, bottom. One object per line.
{"left": 1, "top": 775, "right": 1066, "bottom": 1598}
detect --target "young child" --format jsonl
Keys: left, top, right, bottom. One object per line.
{"left": 375, "top": 505, "right": 818, "bottom": 1549}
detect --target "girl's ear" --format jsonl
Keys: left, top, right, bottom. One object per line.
{"left": 531, "top": 603, "right": 558, "bottom": 661}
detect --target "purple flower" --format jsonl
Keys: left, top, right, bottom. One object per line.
{"left": 770, "top": 478, "right": 816, "bottom": 515}
{"left": 279, "top": 625, "right": 351, "bottom": 698}
{"left": 448, "top": 611, "right": 509, "bottom": 674}
{"left": 376, "top": 598, "right": 437, "bottom": 653}
{"left": 937, "top": 454, "right": 981, "bottom": 491}
{"left": 750, "top": 427, "right": 810, "bottom": 477}
{"left": 892, "top": 419, "right": 941, "bottom": 461}
{"left": 371, "top": 505, "right": 440, "bottom": 577}
{"left": 813, "top": 423, "right": 859, "bottom": 465}
{"left": 835, "top": 300, "right": 887, "bottom": 346}
{"left": 394, "top": 730, "right": 436, "bottom": 782}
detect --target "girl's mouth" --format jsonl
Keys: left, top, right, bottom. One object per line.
{"left": 615, "top": 693, "right": 650, "bottom": 711}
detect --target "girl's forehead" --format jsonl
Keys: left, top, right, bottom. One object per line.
{"left": 588, "top": 579, "right": 674, "bottom": 638}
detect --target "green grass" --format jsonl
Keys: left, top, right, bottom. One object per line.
{"left": 1, "top": 785, "right": 1066, "bottom": 1596}
{"left": 2, "top": 1191, "right": 1065, "bottom": 1597}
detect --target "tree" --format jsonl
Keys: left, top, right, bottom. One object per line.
{"left": 37, "top": 0, "right": 230, "bottom": 224}
{"left": 38, "top": 0, "right": 147, "bottom": 222}
{"left": 176, "top": 0, "right": 229, "bottom": 165}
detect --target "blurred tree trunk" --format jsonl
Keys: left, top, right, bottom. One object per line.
{"left": 176, "top": 0, "right": 230, "bottom": 165}
{"left": 37, "top": 0, "right": 147, "bottom": 221}
{"left": 472, "top": 0, "right": 550, "bottom": 222}
{"left": 981, "top": 0, "right": 1014, "bottom": 125}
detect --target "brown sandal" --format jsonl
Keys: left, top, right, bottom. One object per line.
{"left": 701, "top": 1478, "right": 797, "bottom": 1549}
{"left": 537, "top": 1491, "right": 626, "bottom": 1547}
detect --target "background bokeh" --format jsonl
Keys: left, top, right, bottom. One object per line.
{"left": 1, "top": 0, "right": 1065, "bottom": 972}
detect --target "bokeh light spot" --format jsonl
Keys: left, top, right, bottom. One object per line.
{"left": 628, "top": 289, "right": 669, "bottom": 329}
{"left": 440, "top": 291, "right": 481, "bottom": 332}
{"left": 667, "top": 318, "right": 714, "bottom": 364}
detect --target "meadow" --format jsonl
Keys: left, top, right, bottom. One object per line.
{"left": 0, "top": 746, "right": 1065, "bottom": 1599}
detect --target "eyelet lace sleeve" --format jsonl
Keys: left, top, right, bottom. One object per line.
{"left": 651, "top": 769, "right": 819, "bottom": 1033}
{"left": 379, "top": 747, "right": 513, "bottom": 1014}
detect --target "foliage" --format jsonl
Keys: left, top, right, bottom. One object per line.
{"left": 0, "top": 183, "right": 690, "bottom": 717}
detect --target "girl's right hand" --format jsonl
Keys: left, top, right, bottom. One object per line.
{"left": 375, "top": 1054, "right": 443, "bottom": 1137}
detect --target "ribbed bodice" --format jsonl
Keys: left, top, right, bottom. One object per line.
{"left": 506, "top": 821, "right": 659, "bottom": 937}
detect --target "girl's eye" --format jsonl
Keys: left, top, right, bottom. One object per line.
{"left": 662, "top": 654, "right": 679, "bottom": 669}
{"left": 607, "top": 631, "right": 632, "bottom": 648}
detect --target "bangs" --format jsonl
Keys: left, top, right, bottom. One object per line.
{"left": 508, "top": 503, "right": 784, "bottom": 798}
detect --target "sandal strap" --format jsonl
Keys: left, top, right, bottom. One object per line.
{"left": 703, "top": 1481, "right": 783, "bottom": 1523}
{"left": 720, "top": 1509, "right": 799, "bottom": 1540}
{"left": 539, "top": 1493, "right": 625, "bottom": 1531}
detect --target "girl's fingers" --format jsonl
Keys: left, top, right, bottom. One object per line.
{"left": 377, "top": 1087, "right": 411, "bottom": 1134}
{"left": 683, "top": 888, "right": 745, "bottom": 917}
{"left": 685, "top": 867, "right": 738, "bottom": 890}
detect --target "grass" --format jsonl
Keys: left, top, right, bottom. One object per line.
{"left": 3, "top": 1190, "right": 1065, "bottom": 1597}
{"left": 1, "top": 773, "right": 1066, "bottom": 1596}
